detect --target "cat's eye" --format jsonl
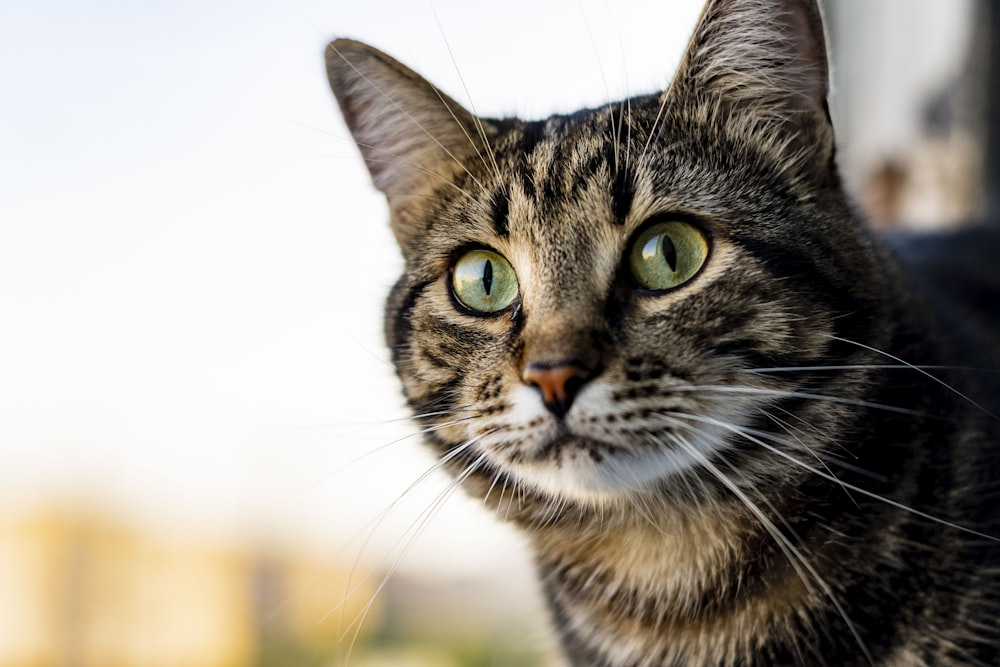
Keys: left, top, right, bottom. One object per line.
{"left": 628, "top": 220, "right": 709, "bottom": 291}
{"left": 451, "top": 249, "right": 519, "bottom": 314}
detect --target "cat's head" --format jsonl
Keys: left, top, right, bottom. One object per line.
{"left": 327, "top": 0, "right": 889, "bottom": 519}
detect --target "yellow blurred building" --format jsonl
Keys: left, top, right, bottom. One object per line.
{"left": 0, "top": 508, "right": 380, "bottom": 667}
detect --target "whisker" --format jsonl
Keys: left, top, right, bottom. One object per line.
{"left": 665, "top": 411, "right": 1000, "bottom": 543}
{"left": 638, "top": 92, "right": 670, "bottom": 169}
{"left": 658, "top": 430, "right": 874, "bottom": 665}
{"left": 405, "top": 408, "right": 477, "bottom": 421}
{"left": 284, "top": 111, "right": 481, "bottom": 205}
{"left": 829, "top": 335, "right": 1000, "bottom": 422}
{"left": 760, "top": 410, "right": 860, "bottom": 508}
{"left": 428, "top": 1, "right": 504, "bottom": 183}
{"left": 336, "top": 429, "right": 497, "bottom": 661}
{"left": 340, "top": 449, "right": 488, "bottom": 661}
{"left": 665, "top": 384, "right": 929, "bottom": 417}
{"left": 622, "top": 95, "right": 632, "bottom": 187}
{"left": 576, "top": 0, "right": 613, "bottom": 108}
{"left": 812, "top": 453, "right": 889, "bottom": 484}
{"left": 765, "top": 401, "right": 859, "bottom": 462}
{"left": 331, "top": 429, "right": 491, "bottom": 625}
{"left": 743, "top": 363, "right": 960, "bottom": 374}
{"left": 744, "top": 414, "right": 873, "bottom": 481}
{"left": 702, "top": 408, "right": 875, "bottom": 480}
{"left": 618, "top": 466, "right": 665, "bottom": 533}
{"left": 604, "top": 5, "right": 633, "bottom": 180}
{"left": 653, "top": 408, "right": 857, "bottom": 508}
{"left": 361, "top": 152, "right": 472, "bottom": 196}
{"left": 286, "top": 415, "right": 478, "bottom": 504}
{"left": 485, "top": 463, "right": 508, "bottom": 514}
{"left": 574, "top": 0, "right": 619, "bottom": 175}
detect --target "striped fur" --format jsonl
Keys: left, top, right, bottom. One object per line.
{"left": 327, "top": 0, "right": 1000, "bottom": 664}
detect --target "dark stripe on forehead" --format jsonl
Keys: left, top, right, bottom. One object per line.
{"left": 570, "top": 152, "right": 605, "bottom": 200}
{"left": 511, "top": 118, "right": 546, "bottom": 159}
{"left": 490, "top": 187, "right": 510, "bottom": 237}
{"left": 509, "top": 121, "right": 545, "bottom": 204}
{"left": 604, "top": 107, "right": 635, "bottom": 225}
{"left": 540, "top": 140, "right": 568, "bottom": 204}
{"left": 519, "top": 168, "right": 538, "bottom": 204}
{"left": 612, "top": 166, "right": 634, "bottom": 225}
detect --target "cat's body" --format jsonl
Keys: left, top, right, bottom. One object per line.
{"left": 327, "top": 0, "right": 1000, "bottom": 664}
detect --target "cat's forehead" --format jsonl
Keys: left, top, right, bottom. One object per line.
{"left": 419, "top": 92, "right": 817, "bottom": 278}
{"left": 487, "top": 103, "right": 667, "bottom": 233}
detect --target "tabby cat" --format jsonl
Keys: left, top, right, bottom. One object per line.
{"left": 326, "top": 0, "right": 1000, "bottom": 664}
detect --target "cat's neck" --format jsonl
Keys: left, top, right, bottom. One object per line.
{"left": 530, "top": 500, "right": 816, "bottom": 664}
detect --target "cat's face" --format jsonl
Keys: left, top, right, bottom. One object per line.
{"left": 329, "top": 0, "right": 889, "bottom": 517}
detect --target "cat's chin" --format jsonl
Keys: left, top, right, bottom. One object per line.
{"left": 507, "top": 434, "right": 706, "bottom": 504}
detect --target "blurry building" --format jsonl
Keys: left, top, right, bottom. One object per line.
{"left": 0, "top": 505, "right": 549, "bottom": 667}
{"left": 823, "top": 0, "right": 982, "bottom": 228}
{"left": 0, "top": 507, "right": 380, "bottom": 667}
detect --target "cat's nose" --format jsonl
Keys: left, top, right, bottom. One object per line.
{"left": 522, "top": 362, "right": 593, "bottom": 418}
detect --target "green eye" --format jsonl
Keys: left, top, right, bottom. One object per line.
{"left": 628, "top": 220, "right": 709, "bottom": 291}
{"left": 451, "top": 249, "right": 519, "bottom": 314}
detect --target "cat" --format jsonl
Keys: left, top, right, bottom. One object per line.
{"left": 325, "top": 0, "right": 1000, "bottom": 664}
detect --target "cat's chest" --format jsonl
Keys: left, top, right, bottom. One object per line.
{"left": 532, "top": 515, "right": 811, "bottom": 665}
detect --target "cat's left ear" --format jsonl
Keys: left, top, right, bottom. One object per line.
{"left": 670, "top": 0, "right": 834, "bottom": 181}
{"left": 326, "top": 39, "right": 495, "bottom": 248}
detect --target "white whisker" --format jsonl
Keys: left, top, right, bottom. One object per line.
{"left": 829, "top": 335, "right": 1000, "bottom": 422}
{"left": 666, "top": 384, "right": 929, "bottom": 417}
{"left": 428, "top": 2, "right": 504, "bottom": 183}
{"left": 330, "top": 429, "right": 490, "bottom": 619}
{"left": 665, "top": 410, "right": 1000, "bottom": 543}
{"left": 336, "top": 429, "right": 497, "bottom": 661}
{"left": 659, "top": 430, "right": 874, "bottom": 666}
{"left": 759, "top": 409, "right": 860, "bottom": 508}
{"left": 744, "top": 363, "right": 957, "bottom": 373}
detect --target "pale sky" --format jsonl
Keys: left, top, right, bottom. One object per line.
{"left": 0, "top": 0, "right": 704, "bottom": 575}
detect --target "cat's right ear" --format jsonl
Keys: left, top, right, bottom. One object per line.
{"left": 667, "top": 0, "right": 835, "bottom": 183}
{"left": 326, "top": 40, "right": 492, "bottom": 243}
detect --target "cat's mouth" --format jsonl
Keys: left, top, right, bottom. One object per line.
{"left": 512, "top": 428, "right": 680, "bottom": 501}
{"left": 483, "top": 382, "right": 747, "bottom": 499}
{"left": 532, "top": 430, "right": 622, "bottom": 465}
{"left": 496, "top": 400, "right": 745, "bottom": 500}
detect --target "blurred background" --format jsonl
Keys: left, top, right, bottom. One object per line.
{"left": 0, "top": 0, "right": 989, "bottom": 665}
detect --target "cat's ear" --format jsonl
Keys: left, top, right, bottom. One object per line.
{"left": 669, "top": 0, "right": 834, "bottom": 180}
{"left": 326, "top": 39, "right": 493, "bottom": 240}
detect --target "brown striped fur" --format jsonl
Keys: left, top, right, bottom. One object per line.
{"left": 326, "top": 0, "right": 1000, "bottom": 664}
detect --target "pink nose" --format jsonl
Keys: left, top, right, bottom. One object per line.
{"left": 522, "top": 362, "right": 592, "bottom": 418}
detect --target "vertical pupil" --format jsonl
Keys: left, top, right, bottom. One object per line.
{"left": 661, "top": 235, "right": 678, "bottom": 272}
{"left": 483, "top": 259, "right": 494, "bottom": 295}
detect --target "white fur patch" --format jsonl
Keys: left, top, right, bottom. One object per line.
{"left": 478, "top": 379, "right": 756, "bottom": 505}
